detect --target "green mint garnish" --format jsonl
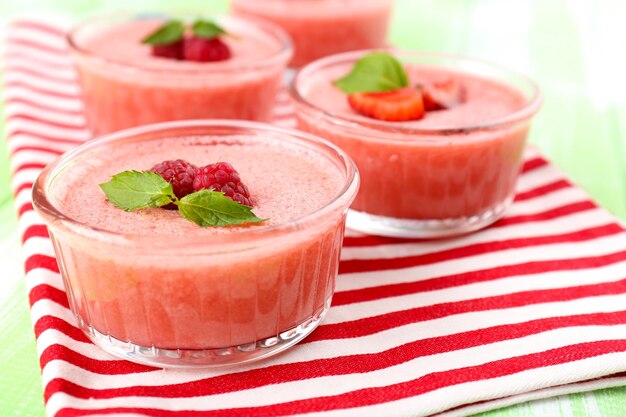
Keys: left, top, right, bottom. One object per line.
{"left": 99, "top": 171, "right": 175, "bottom": 212}
{"left": 178, "top": 190, "right": 264, "bottom": 227}
{"left": 99, "top": 170, "right": 264, "bottom": 227}
{"left": 141, "top": 20, "right": 185, "bottom": 45}
{"left": 192, "top": 19, "right": 226, "bottom": 39}
{"left": 334, "top": 52, "right": 409, "bottom": 94}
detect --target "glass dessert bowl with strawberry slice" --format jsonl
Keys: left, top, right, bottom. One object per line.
{"left": 291, "top": 50, "right": 542, "bottom": 238}
{"left": 67, "top": 13, "right": 292, "bottom": 135}
{"left": 231, "top": 0, "right": 393, "bottom": 68}
{"left": 32, "top": 120, "right": 358, "bottom": 367}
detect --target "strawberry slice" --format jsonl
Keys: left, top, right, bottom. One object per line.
{"left": 347, "top": 88, "right": 425, "bottom": 122}
{"left": 421, "top": 78, "right": 465, "bottom": 111}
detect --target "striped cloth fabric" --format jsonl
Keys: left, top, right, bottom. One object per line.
{"left": 5, "top": 18, "right": 626, "bottom": 417}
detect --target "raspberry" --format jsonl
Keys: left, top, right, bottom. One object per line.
{"left": 150, "top": 159, "right": 197, "bottom": 202}
{"left": 193, "top": 162, "right": 252, "bottom": 206}
{"left": 151, "top": 40, "right": 184, "bottom": 60}
{"left": 184, "top": 37, "right": 231, "bottom": 62}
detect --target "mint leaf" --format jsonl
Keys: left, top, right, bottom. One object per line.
{"left": 99, "top": 171, "right": 175, "bottom": 212}
{"left": 334, "top": 52, "right": 409, "bottom": 94}
{"left": 192, "top": 19, "right": 226, "bottom": 39}
{"left": 142, "top": 20, "right": 185, "bottom": 45}
{"left": 178, "top": 190, "right": 264, "bottom": 227}
{"left": 100, "top": 169, "right": 265, "bottom": 228}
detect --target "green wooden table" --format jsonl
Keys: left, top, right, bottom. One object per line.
{"left": 1, "top": 0, "right": 626, "bottom": 415}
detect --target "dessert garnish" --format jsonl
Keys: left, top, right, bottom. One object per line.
{"left": 151, "top": 40, "right": 185, "bottom": 60}
{"left": 184, "top": 19, "right": 231, "bottom": 62}
{"left": 141, "top": 20, "right": 185, "bottom": 60}
{"left": 150, "top": 159, "right": 197, "bottom": 197}
{"left": 191, "top": 20, "right": 226, "bottom": 39}
{"left": 142, "top": 19, "right": 231, "bottom": 62}
{"left": 335, "top": 52, "right": 409, "bottom": 94}
{"left": 194, "top": 162, "right": 252, "bottom": 206}
{"left": 420, "top": 77, "right": 465, "bottom": 111}
{"left": 100, "top": 160, "right": 263, "bottom": 227}
{"left": 347, "top": 88, "right": 425, "bottom": 122}
{"left": 150, "top": 159, "right": 197, "bottom": 209}
{"left": 184, "top": 36, "right": 231, "bottom": 62}
{"left": 334, "top": 52, "right": 464, "bottom": 121}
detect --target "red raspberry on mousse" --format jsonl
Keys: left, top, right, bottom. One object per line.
{"left": 150, "top": 159, "right": 197, "bottom": 208}
{"left": 151, "top": 40, "right": 185, "bottom": 60}
{"left": 193, "top": 162, "right": 252, "bottom": 206}
{"left": 184, "top": 37, "right": 231, "bottom": 62}
{"left": 143, "top": 19, "right": 231, "bottom": 63}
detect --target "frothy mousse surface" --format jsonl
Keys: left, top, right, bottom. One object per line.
{"left": 301, "top": 64, "right": 528, "bottom": 130}
{"left": 50, "top": 135, "right": 345, "bottom": 236}
{"left": 75, "top": 18, "right": 283, "bottom": 71}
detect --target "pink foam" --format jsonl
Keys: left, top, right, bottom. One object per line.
{"left": 302, "top": 64, "right": 528, "bottom": 130}
{"left": 78, "top": 18, "right": 282, "bottom": 71}
{"left": 50, "top": 135, "right": 345, "bottom": 236}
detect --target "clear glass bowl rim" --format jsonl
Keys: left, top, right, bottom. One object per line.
{"left": 32, "top": 120, "right": 359, "bottom": 249}
{"left": 290, "top": 48, "right": 543, "bottom": 139}
{"left": 66, "top": 11, "right": 294, "bottom": 74}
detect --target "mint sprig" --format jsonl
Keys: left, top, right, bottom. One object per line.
{"left": 142, "top": 20, "right": 185, "bottom": 45}
{"left": 99, "top": 171, "right": 175, "bottom": 211}
{"left": 179, "top": 190, "right": 263, "bottom": 227}
{"left": 99, "top": 171, "right": 264, "bottom": 227}
{"left": 192, "top": 20, "right": 227, "bottom": 39}
{"left": 142, "top": 19, "right": 227, "bottom": 46}
{"left": 334, "top": 52, "right": 409, "bottom": 94}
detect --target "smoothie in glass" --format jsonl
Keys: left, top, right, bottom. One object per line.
{"left": 291, "top": 50, "right": 541, "bottom": 238}
{"left": 231, "top": 0, "right": 392, "bottom": 67}
{"left": 32, "top": 121, "right": 358, "bottom": 367}
{"left": 68, "top": 14, "right": 292, "bottom": 135}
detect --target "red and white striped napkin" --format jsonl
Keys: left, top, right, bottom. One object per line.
{"left": 6, "top": 19, "right": 626, "bottom": 417}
